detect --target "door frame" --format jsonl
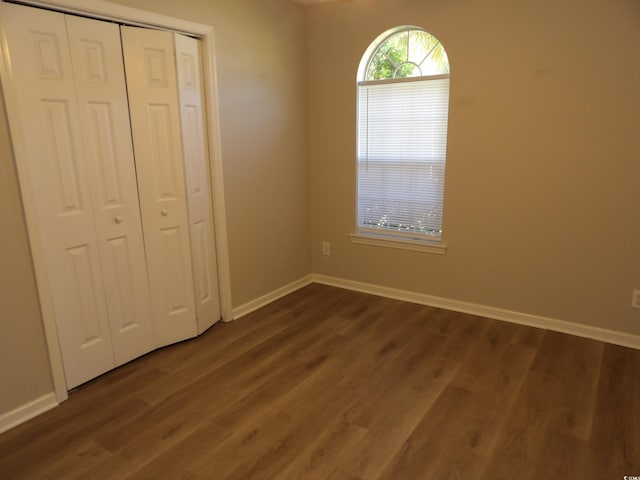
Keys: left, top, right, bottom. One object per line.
{"left": 0, "top": 0, "right": 233, "bottom": 402}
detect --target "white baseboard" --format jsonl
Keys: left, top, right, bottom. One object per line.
{"left": 0, "top": 393, "right": 58, "bottom": 434}
{"left": 232, "top": 274, "right": 314, "bottom": 320}
{"left": 312, "top": 274, "right": 640, "bottom": 350}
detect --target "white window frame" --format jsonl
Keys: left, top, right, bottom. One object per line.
{"left": 352, "top": 26, "right": 450, "bottom": 255}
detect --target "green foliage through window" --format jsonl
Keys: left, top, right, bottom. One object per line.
{"left": 366, "top": 29, "right": 449, "bottom": 81}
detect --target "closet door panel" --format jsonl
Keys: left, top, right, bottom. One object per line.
{"left": 2, "top": 3, "right": 115, "bottom": 388}
{"left": 174, "top": 33, "right": 221, "bottom": 333}
{"left": 121, "top": 26, "right": 197, "bottom": 346}
{"left": 66, "top": 15, "right": 156, "bottom": 365}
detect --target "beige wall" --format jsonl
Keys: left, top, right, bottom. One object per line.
{"left": 308, "top": 0, "right": 640, "bottom": 334}
{"left": 0, "top": 0, "right": 309, "bottom": 415}
{"left": 0, "top": 93, "right": 53, "bottom": 414}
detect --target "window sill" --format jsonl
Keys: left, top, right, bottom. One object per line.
{"left": 348, "top": 233, "right": 447, "bottom": 255}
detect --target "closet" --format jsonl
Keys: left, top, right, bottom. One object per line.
{"left": 1, "top": 2, "right": 221, "bottom": 388}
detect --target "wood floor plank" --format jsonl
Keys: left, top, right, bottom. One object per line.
{"left": 452, "top": 343, "right": 538, "bottom": 457}
{"left": 545, "top": 336, "right": 604, "bottom": 440}
{"left": 1, "top": 439, "right": 118, "bottom": 480}
{"left": 433, "top": 311, "right": 491, "bottom": 360}
{"left": 376, "top": 333, "right": 538, "bottom": 480}
{"left": 190, "top": 365, "right": 356, "bottom": 479}
{"left": 339, "top": 381, "right": 451, "bottom": 480}
{"left": 529, "top": 430, "right": 589, "bottom": 480}
{"left": 267, "top": 414, "right": 368, "bottom": 480}
{"left": 478, "top": 369, "right": 561, "bottom": 480}
{"left": 91, "top": 311, "right": 348, "bottom": 463}
{"left": 478, "top": 330, "right": 604, "bottom": 480}
{"left": 0, "top": 396, "right": 149, "bottom": 478}
{"left": 145, "top": 306, "right": 294, "bottom": 375}
{"left": 209, "top": 329, "right": 347, "bottom": 430}
{"left": 131, "top": 307, "right": 299, "bottom": 405}
{"left": 0, "top": 284, "right": 637, "bottom": 480}
{"left": 189, "top": 407, "right": 296, "bottom": 479}
{"left": 203, "top": 301, "right": 422, "bottom": 480}
{"left": 326, "top": 469, "right": 366, "bottom": 480}
{"left": 450, "top": 321, "right": 537, "bottom": 397}
{"left": 121, "top": 418, "right": 232, "bottom": 480}
{"left": 583, "top": 343, "right": 640, "bottom": 478}
{"left": 376, "top": 385, "right": 476, "bottom": 480}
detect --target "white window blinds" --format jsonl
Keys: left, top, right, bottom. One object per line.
{"left": 357, "top": 75, "right": 450, "bottom": 241}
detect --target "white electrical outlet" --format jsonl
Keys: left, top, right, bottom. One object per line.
{"left": 322, "top": 241, "right": 331, "bottom": 256}
{"left": 632, "top": 290, "right": 640, "bottom": 309}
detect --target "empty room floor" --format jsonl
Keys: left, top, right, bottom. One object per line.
{"left": 0, "top": 283, "right": 638, "bottom": 479}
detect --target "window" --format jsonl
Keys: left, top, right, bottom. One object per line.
{"left": 355, "top": 26, "right": 450, "bottom": 251}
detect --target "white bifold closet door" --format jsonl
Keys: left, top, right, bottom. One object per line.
{"left": 2, "top": 3, "right": 221, "bottom": 389}
{"left": 2, "top": 4, "right": 155, "bottom": 387}
{"left": 174, "top": 34, "right": 221, "bottom": 334}
{"left": 121, "top": 27, "right": 198, "bottom": 346}
{"left": 120, "top": 27, "right": 221, "bottom": 339}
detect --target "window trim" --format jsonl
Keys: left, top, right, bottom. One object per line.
{"left": 349, "top": 233, "right": 448, "bottom": 255}
{"left": 353, "top": 26, "right": 450, "bottom": 253}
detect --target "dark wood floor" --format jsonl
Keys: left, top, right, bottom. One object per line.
{"left": 1, "top": 284, "right": 639, "bottom": 479}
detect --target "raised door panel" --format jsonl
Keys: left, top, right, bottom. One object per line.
{"left": 1, "top": 3, "right": 115, "bottom": 388}
{"left": 121, "top": 26, "right": 197, "bottom": 346}
{"left": 66, "top": 15, "right": 156, "bottom": 365}
{"left": 174, "top": 33, "right": 221, "bottom": 333}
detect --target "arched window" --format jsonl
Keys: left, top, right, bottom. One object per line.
{"left": 356, "top": 27, "right": 450, "bottom": 248}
